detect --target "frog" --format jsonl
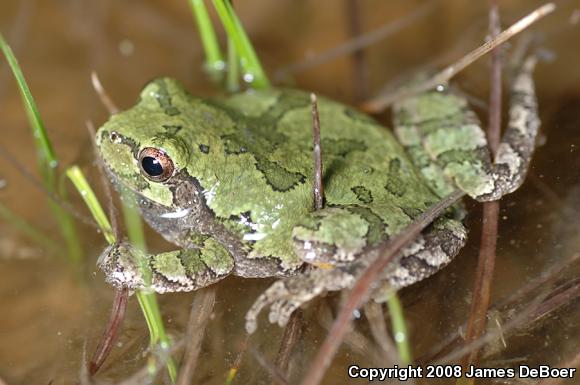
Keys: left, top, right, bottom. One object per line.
{"left": 95, "top": 53, "right": 540, "bottom": 334}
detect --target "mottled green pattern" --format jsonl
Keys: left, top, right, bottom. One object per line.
{"left": 152, "top": 253, "right": 187, "bottom": 282}
{"left": 97, "top": 79, "right": 442, "bottom": 273}
{"left": 292, "top": 208, "right": 369, "bottom": 263}
{"left": 200, "top": 238, "right": 234, "bottom": 275}
{"left": 96, "top": 52, "right": 540, "bottom": 313}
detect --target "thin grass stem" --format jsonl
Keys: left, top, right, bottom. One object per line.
{"left": 226, "top": 38, "right": 240, "bottom": 92}
{"left": 119, "top": 195, "right": 147, "bottom": 251}
{"left": 66, "top": 165, "right": 176, "bottom": 381}
{"left": 0, "top": 34, "right": 56, "bottom": 167}
{"left": 0, "top": 33, "right": 82, "bottom": 262}
{"left": 459, "top": 3, "right": 502, "bottom": 376}
{"left": 212, "top": 0, "right": 270, "bottom": 89}
{"left": 66, "top": 166, "right": 115, "bottom": 244}
{"left": 361, "top": 3, "right": 555, "bottom": 112}
{"left": 188, "top": 0, "right": 225, "bottom": 83}
{"left": 121, "top": 198, "right": 177, "bottom": 383}
{"left": 385, "top": 293, "right": 412, "bottom": 364}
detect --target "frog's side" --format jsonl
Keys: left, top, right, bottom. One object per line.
{"left": 96, "top": 55, "right": 540, "bottom": 333}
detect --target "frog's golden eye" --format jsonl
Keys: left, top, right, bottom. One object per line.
{"left": 138, "top": 147, "right": 174, "bottom": 182}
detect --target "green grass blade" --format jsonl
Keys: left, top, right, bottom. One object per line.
{"left": 226, "top": 38, "right": 240, "bottom": 92}
{"left": 0, "top": 33, "right": 82, "bottom": 263}
{"left": 212, "top": 0, "right": 270, "bottom": 89}
{"left": 65, "top": 166, "right": 115, "bottom": 244}
{"left": 119, "top": 194, "right": 177, "bottom": 383}
{"left": 136, "top": 291, "right": 177, "bottom": 381}
{"left": 66, "top": 166, "right": 176, "bottom": 381}
{"left": 225, "top": 367, "right": 238, "bottom": 385}
{"left": 0, "top": 34, "right": 56, "bottom": 168}
{"left": 188, "top": 0, "right": 225, "bottom": 83}
{"left": 119, "top": 189, "right": 147, "bottom": 251}
{"left": 386, "top": 293, "right": 412, "bottom": 364}
{"left": 53, "top": 200, "right": 83, "bottom": 261}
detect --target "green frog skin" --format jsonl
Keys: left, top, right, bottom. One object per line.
{"left": 95, "top": 55, "right": 540, "bottom": 333}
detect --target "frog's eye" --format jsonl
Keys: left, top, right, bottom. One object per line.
{"left": 138, "top": 147, "right": 174, "bottom": 182}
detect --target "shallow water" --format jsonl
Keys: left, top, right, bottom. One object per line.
{"left": 0, "top": 1, "right": 579, "bottom": 384}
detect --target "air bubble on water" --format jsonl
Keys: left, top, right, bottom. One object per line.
{"left": 395, "top": 331, "right": 406, "bottom": 342}
{"left": 435, "top": 84, "right": 446, "bottom": 92}
{"left": 119, "top": 39, "right": 134, "bottom": 57}
{"left": 243, "top": 73, "right": 255, "bottom": 83}
{"left": 212, "top": 60, "right": 226, "bottom": 71}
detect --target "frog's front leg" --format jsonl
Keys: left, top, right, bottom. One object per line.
{"left": 245, "top": 265, "right": 359, "bottom": 333}
{"left": 97, "top": 235, "right": 234, "bottom": 293}
{"left": 245, "top": 207, "right": 369, "bottom": 333}
{"left": 394, "top": 55, "right": 540, "bottom": 201}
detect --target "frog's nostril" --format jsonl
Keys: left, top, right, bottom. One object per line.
{"left": 109, "top": 131, "right": 121, "bottom": 143}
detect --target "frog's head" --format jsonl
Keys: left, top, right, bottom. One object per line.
{"left": 95, "top": 78, "right": 198, "bottom": 211}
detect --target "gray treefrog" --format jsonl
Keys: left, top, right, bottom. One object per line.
{"left": 96, "top": 55, "right": 539, "bottom": 333}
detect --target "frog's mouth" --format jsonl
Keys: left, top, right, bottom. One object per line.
{"left": 97, "top": 156, "right": 140, "bottom": 196}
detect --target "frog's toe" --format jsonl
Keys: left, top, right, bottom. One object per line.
{"left": 245, "top": 282, "right": 282, "bottom": 333}
{"left": 270, "top": 299, "right": 300, "bottom": 327}
{"left": 245, "top": 278, "right": 315, "bottom": 333}
{"left": 97, "top": 242, "right": 147, "bottom": 291}
{"left": 245, "top": 268, "right": 358, "bottom": 333}
{"left": 268, "top": 298, "right": 287, "bottom": 324}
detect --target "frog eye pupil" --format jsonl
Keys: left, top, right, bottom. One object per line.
{"left": 141, "top": 156, "right": 163, "bottom": 176}
{"left": 138, "top": 147, "right": 174, "bottom": 182}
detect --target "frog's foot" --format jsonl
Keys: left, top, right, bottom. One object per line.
{"left": 98, "top": 239, "right": 234, "bottom": 293}
{"left": 245, "top": 267, "right": 358, "bottom": 333}
{"left": 98, "top": 242, "right": 147, "bottom": 291}
{"left": 476, "top": 54, "right": 540, "bottom": 201}
{"left": 291, "top": 207, "right": 377, "bottom": 267}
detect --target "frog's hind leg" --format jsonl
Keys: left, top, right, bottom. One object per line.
{"left": 384, "top": 217, "right": 467, "bottom": 289}
{"left": 393, "top": 54, "right": 540, "bottom": 202}
{"left": 291, "top": 206, "right": 379, "bottom": 268}
{"left": 245, "top": 215, "right": 467, "bottom": 333}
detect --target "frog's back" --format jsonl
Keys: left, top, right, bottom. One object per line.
{"left": 221, "top": 88, "right": 440, "bottom": 214}
{"left": 205, "top": 88, "right": 441, "bottom": 271}
{"left": 98, "top": 79, "right": 446, "bottom": 280}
